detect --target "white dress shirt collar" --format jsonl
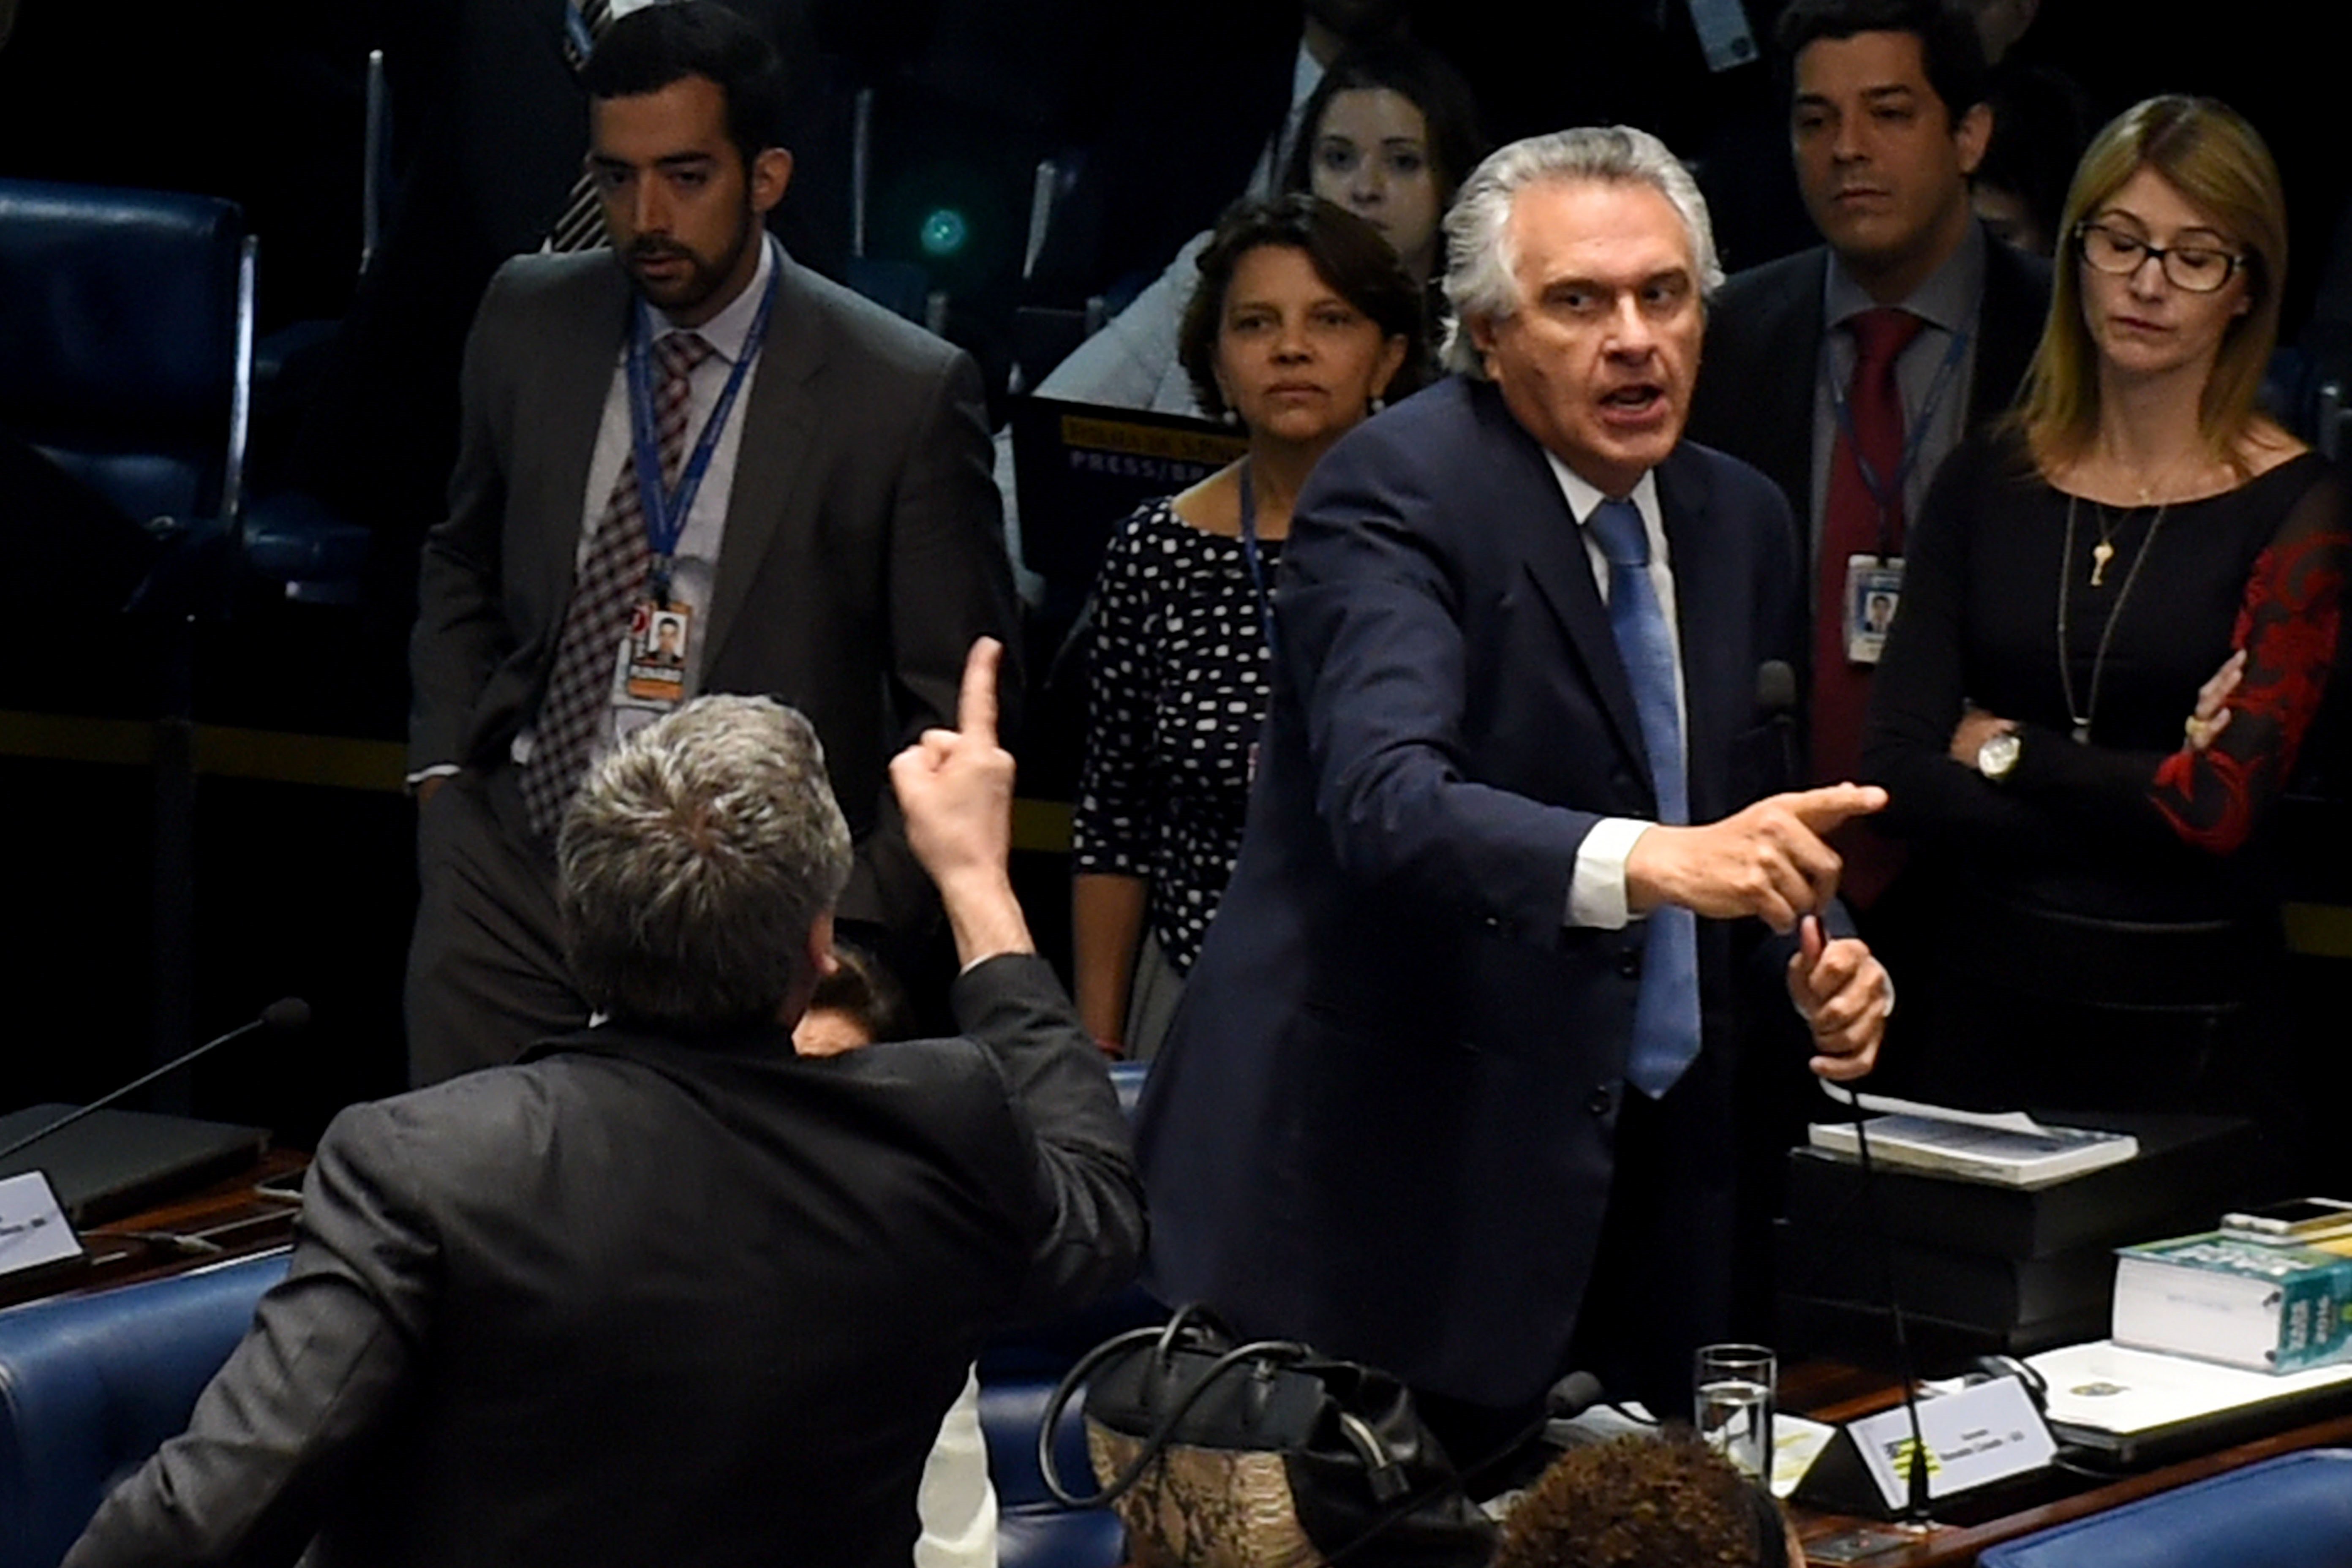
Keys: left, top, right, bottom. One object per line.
{"left": 653, "top": 231, "right": 777, "bottom": 364}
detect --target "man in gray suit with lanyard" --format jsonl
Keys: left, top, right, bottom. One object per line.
{"left": 405, "top": 0, "right": 1018, "bottom": 1087}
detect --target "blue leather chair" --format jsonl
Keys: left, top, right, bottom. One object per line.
{"left": 1976, "top": 1448, "right": 2352, "bottom": 1568}
{"left": 0, "top": 179, "right": 251, "bottom": 542}
{"left": 3, "top": 1250, "right": 1141, "bottom": 1568}
{"left": 0, "top": 1250, "right": 290, "bottom": 1568}
{"left": 0, "top": 177, "right": 369, "bottom": 607}
{"left": 984, "top": 1372, "right": 1128, "bottom": 1568}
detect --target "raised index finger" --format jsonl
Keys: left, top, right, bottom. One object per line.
{"left": 956, "top": 637, "right": 1002, "bottom": 745}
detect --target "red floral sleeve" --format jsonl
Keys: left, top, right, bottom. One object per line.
{"left": 2151, "top": 473, "right": 2351, "bottom": 852}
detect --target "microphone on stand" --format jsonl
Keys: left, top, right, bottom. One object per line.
{"left": 0, "top": 998, "right": 311, "bottom": 1166}
{"left": 1764, "top": 655, "right": 1929, "bottom": 1520}
{"left": 1843, "top": 1082, "right": 1935, "bottom": 1524}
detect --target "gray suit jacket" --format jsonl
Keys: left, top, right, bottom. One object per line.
{"left": 408, "top": 247, "right": 1019, "bottom": 927}
{"left": 63, "top": 955, "right": 1145, "bottom": 1568}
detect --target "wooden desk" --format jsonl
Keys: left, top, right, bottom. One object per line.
{"left": 0, "top": 1149, "right": 305, "bottom": 1311}
{"left": 1786, "top": 1361, "right": 2352, "bottom": 1565}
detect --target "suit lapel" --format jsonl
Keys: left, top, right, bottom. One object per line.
{"left": 1506, "top": 424, "right": 1655, "bottom": 797}
{"left": 704, "top": 249, "right": 824, "bottom": 666}
{"left": 1658, "top": 449, "right": 1737, "bottom": 824}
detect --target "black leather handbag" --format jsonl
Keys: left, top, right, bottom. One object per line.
{"left": 1038, "top": 1305, "right": 1498, "bottom": 1568}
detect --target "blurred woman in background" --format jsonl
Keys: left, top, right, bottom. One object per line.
{"left": 1019, "top": 39, "right": 1481, "bottom": 419}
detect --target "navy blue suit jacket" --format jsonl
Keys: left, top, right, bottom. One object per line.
{"left": 1134, "top": 376, "right": 1803, "bottom": 1410}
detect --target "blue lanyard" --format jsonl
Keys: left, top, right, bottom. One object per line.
{"left": 624, "top": 242, "right": 779, "bottom": 598}
{"left": 1827, "top": 319, "right": 1969, "bottom": 559}
{"left": 1236, "top": 458, "right": 1279, "bottom": 660}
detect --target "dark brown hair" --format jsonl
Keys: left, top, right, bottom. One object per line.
{"left": 1176, "top": 193, "right": 1429, "bottom": 419}
{"left": 1279, "top": 39, "right": 1489, "bottom": 210}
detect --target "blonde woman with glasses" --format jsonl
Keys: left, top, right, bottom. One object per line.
{"left": 1860, "top": 97, "right": 2349, "bottom": 1165}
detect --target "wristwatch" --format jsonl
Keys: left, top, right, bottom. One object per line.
{"left": 1976, "top": 730, "right": 2021, "bottom": 783}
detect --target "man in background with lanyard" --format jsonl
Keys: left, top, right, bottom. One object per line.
{"left": 406, "top": 0, "right": 1018, "bottom": 1089}
{"left": 1688, "top": 0, "right": 2050, "bottom": 870}
{"left": 1682, "top": 0, "right": 2049, "bottom": 1336}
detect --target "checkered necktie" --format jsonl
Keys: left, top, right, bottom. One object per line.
{"left": 1589, "top": 498, "right": 1703, "bottom": 1100}
{"left": 518, "top": 330, "right": 714, "bottom": 839}
{"left": 547, "top": 0, "right": 617, "bottom": 252}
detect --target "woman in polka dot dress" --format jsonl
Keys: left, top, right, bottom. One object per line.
{"left": 1073, "top": 194, "right": 1429, "bottom": 1059}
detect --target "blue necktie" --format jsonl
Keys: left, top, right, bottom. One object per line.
{"left": 1588, "top": 498, "right": 1703, "bottom": 1098}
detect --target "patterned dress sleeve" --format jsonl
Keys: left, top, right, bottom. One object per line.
{"left": 2147, "top": 465, "right": 2350, "bottom": 850}
{"left": 1072, "top": 501, "right": 1170, "bottom": 878}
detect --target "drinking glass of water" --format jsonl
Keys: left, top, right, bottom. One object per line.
{"left": 1694, "top": 1343, "right": 1776, "bottom": 1482}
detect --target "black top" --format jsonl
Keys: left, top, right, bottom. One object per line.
{"left": 1859, "top": 431, "right": 2349, "bottom": 1111}
{"left": 1866, "top": 432, "right": 2348, "bottom": 917}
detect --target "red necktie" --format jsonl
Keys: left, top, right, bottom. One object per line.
{"left": 1816, "top": 306, "right": 1923, "bottom": 905}
{"left": 519, "top": 331, "right": 714, "bottom": 840}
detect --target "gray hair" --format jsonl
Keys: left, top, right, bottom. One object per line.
{"left": 558, "top": 694, "right": 854, "bottom": 1032}
{"left": 1439, "top": 126, "right": 1724, "bottom": 377}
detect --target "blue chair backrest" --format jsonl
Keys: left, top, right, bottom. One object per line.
{"left": 983, "top": 1373, "right": 1127, "bottom": 1568}
{"left": 0, "top": 1250, "right": 288, "bottom": 1568}
{"left": 1976, "top": 1448, "right": 2352, "bottom": 1568}
{"left": 0, "top": 178, "right": 249, "bottom": 528}
{"left": 976, "top": 1057, "right": 1158, "bottom": 1568}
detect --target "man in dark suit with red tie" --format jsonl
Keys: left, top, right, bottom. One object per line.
{"left": 1135, "top": 125, "right": 1894, "bottom": 1462}
{"left": 1686, "top": 0, "right": 2051, "bottom": 817}
{"left": 1682, "top": 0, "right": 2050, "bottom": 1308}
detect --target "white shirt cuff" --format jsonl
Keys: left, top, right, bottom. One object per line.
{"left": 1567, "top": 817, "right": 1652, "bottom": 930}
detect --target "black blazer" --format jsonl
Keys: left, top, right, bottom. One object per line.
{"left": 65, "top": 956, "right": 1145, "bottom": 1568}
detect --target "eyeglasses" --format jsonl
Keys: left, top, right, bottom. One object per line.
{"left": 2074, "top": 221, "right": 2246, "bottom": 294}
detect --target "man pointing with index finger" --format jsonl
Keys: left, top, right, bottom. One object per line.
{"left": 1134, "top": 126, "right": 1892, "bottom": 1465}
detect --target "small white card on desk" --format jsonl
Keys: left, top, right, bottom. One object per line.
{"left": 0, "top": 1169, "right": 84, "bottom": 1277}
{"left": 1773, "top": 1414, "right": 1838, "bottom": 1498}
{"left": 1845, "top": 1377, "right": 2056, "bottom": 1507}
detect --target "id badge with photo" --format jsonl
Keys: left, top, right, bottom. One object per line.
{"left": 621, "top": 599, "right": 691, "bottom": 708}
{"left": 1843, "top": 555, "right": 1903, "bottom": 665}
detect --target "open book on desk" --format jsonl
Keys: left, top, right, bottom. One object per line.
{"left": 1810, "top": 1093, "right": 2139, "bottom": 1189}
